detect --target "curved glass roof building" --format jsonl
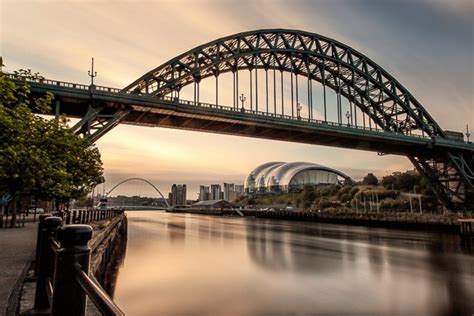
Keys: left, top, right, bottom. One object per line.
{"left": 245, "top": 162, "right": 351, "bottom": 194}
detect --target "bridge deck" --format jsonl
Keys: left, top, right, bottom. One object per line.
{"left": 23, "top": 77, "right": 473, "bottom": 157}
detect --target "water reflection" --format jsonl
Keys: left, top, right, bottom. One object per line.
{"left": 113, "top": 212, "right": 474, "bottom": 315}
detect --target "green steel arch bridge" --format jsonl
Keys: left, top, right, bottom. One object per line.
{"left": 8, "top": 29, "right": 473, "bottom": 210}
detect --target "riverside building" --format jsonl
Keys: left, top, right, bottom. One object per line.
{"left": 244, "top": 162, "right": 351, "bottom": 195}
{"left": 170, "top": 184, "right": 187, "bottom": 206}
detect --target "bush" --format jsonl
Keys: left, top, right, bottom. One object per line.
{"left": 349, "top": 187, "right": 360, "bottom": 197}
{"left": 318, "top": 198, "right": 340, "bottom": 209}
{"left": 336, "top": 186, "right": 352, "bottom": 199}
{"left": 379, "top": 198, "right": 410, "bottom": 211}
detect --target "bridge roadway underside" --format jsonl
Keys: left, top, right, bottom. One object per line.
{"left": 30, "top": 87, "right": 468, "bottom": 159}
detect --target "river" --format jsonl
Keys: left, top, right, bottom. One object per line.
{"left": 113, "top": 211, "right": 474, "bottom": 315}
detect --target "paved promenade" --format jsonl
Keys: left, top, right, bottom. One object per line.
{"left": 0, "top": 218, "right": 37, "bottom": 315}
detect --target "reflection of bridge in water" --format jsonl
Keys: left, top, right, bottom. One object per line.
{"left": 12, "top": 29, "right": 473, "bottom": 209}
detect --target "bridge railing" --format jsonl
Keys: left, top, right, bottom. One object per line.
{"left": 52, "top": 208, "right": 123, "bottom": 225}
{"left": 32, "top": 212, "right": 124, "bottom": 315}
{"left": 166, "top": 96, "right": 436, "bottom": 139}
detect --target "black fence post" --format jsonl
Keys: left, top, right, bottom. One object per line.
{"left": 51, "top": 225, "right": 92, "bottom": 316}
{"left": 66, "top": 211, "right": 71, "bottom": 225}
{"left": 34, "top": 214, "right": 52, "bottom": 277}
{"left": 33, "top": 216, "right": 62, "bottom": 312}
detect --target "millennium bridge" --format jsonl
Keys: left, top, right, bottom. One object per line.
{"left": 8, "top": 29, "right": 473, "bottom": 209}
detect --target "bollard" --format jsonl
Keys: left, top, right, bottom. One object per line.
{"left": 51, "top": 225, "right": 92, "bottom": 316}
{"left": 34, "top": 214, "right": 52, "bottom": 277}
{"left": 33, "top": 216, "right": 62, "bottom": 312}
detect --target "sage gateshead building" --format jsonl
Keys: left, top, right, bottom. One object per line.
{"left": 244, "top": 162, "right": 351, "bottom": 195}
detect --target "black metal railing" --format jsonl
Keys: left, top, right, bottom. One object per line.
{"left": 53, "top": 208, "right": 122, "bottom": 225}
{"left": 31, "top": 211, "right": 125, "bottom": 315}
{"left": 0, "top": 213, "right": 26, "bottom": 228}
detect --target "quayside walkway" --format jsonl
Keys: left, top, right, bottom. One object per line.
{"left": 0, "top": 219, "right": 37, "bottom": 314}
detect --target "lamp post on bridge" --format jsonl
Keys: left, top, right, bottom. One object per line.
{"left": 88, "top": 57, "right": 97, "bottom": 87}
{"left": 345, "top": 110, "right": 351, "bottom": 127}
{"left": 239, "top": 93, "right": 246, "bottom": 112}
{"left": 466, "top": 124, "right": 470, "bottom": 143}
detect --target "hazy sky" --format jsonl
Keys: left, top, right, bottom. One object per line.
{"left": 1, "top": 0, "right": 473, "bottom": 199}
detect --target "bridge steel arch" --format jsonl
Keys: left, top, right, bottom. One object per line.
{"left": 125, "top": 29, "right": 473, "bottom": 209}
{"left": 126, "top": 29, "right": 442, "bottom": 137}
{"left": 105, "top": 178, "right": 170, "bottom": 208}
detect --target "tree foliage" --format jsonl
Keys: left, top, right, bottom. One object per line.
{"left": 0, "top": 71, "right": 104, "bottom": 224}
{"left": 362, "top": 173, "right": 379, "bottom": 185}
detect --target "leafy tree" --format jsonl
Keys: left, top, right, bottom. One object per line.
{"left": 381, "top": 174, "right": 399, "bottom": 190}
{"left": 301, "top": 184, "right": 316, "bottom": 208}
{"left": 362, "top": 173, "right": 379, "bottom": 186}
{"left": 0, "top": 71, "right": 104, "bottom": 226}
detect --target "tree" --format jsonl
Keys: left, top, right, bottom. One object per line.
{"left": 0, "top": 71, "right": 104, "bottom": 226}
{"left": 301, "top": 184, "right": 316, "bottom": 208}
{"left": 362, "top": 173, "right": 379, "bottom": 186}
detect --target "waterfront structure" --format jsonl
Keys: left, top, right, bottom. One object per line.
{"left": 16, "top": 28, "right": 474, "bottom": 209}
{"left": 170, "top": 184, "right": 187, "bottom": 206}
{"left": 210, "top": 184, "right": 221, "bottom": 200}
{"left": 199, "top": 185, "right": 210, "bottom": 201}
{"left": 191, "top": 199, "right": 233, "bottom": 210}
{"left": 245, "top": 162, "right": 351, "bottom": 195}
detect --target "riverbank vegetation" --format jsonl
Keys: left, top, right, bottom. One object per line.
{"left": 239, "top": 170, "right": 442, "bottom": 213}
{"left": 0, "top": 71, "right": 104, "bottom": 226}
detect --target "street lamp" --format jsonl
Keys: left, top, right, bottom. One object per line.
{"left": 466, "top": 124, "right": 471, "bottom": 143}
{"left": 88, "top": 57, "right": 97, "bottom": 86}
{"left": 345, "top": 110, "right": 350, "bottom": 127}
{"left": 239, "top": 93, "right": 246, "bottom": 111}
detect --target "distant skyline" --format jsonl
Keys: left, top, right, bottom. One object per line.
{"left": 1, "top": 0, "right": 472, "bottom": 199}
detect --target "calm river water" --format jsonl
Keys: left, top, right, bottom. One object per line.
{"left": 113, "top": 211, "right": 474, "bottom": 315}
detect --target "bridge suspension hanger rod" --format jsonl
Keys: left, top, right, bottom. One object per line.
{"left": 291, "top": 71, "right": 294, "bottom": 118}
{"left": 295, "top": 73, "right": 299, "bottom": 117}
{"left": 236, "top": 68, "right": 239, "bottom": 109}
{"left": 322, "top": 61, "right": 327, "bottom": 122}
{"left": 249, "top": 68, "right": 253, "bottom": 111}
{"left": 233, "top": 71, "right": 236, "bottom": 109}
{"left": 273, "top": 59, "right": 277, "bottom": 114}
{"left": 215, "top": 72, "right": 218, "bottom": 106}
{"left": 281, "top": 70, "right": 284, "bottom": 116}
{"left": 307, "top": 76, "right": 311, "bottom": 120}
{"left": 337, "top": 62, "right": 342, "bottom": 124}
{"left": 255, "top": 62, "right": 259, "bottom": 112}
{"left": 265, "top": 68, "right": 269, "bottom": 113}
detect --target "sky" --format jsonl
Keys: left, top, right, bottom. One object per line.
{"left": 1, "top": 0, "right": 473, "bottom": 199}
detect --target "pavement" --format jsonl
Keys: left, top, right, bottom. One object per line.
{"left": 0, "top": 218, "right": 38, "bottom": 315}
